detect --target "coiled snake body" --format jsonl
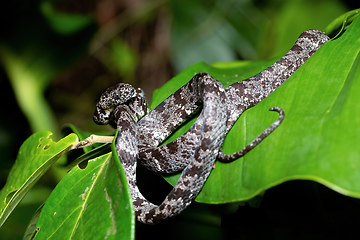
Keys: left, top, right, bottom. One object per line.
{"left": 94, "top": 30, "right": 329, "bottom": 224}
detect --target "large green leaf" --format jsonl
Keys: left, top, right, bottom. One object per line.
{"left": 0, "top": 131, "right": 78, "bottom": 227}
{"left": 33, "top": 151, "right": 134, "bottom": 239}
{"left": 151, "top": 16, "right": 360, "bottom": 204}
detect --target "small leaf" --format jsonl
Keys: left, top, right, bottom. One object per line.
{"left": 34, "top": 152, "right": 134, "bottom": 240}
{"left": 40, "top": 0, "right": 94, "bottom": 35}
{"left": 0, "top": 131, "right": 78, "bottom": 227}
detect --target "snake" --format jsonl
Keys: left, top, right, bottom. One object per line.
{"left": 93, "top": 30, "right": 329, "bottom": 224}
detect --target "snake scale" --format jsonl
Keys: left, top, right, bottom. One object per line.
{"left": 93, "top": 30, "right": 329, "bottom": 224}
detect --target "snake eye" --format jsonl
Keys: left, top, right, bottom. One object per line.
{"left": 130, "top": 88, "right": 136, "bottom": 98}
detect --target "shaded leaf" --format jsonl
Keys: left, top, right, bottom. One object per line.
{"left": 34, "top": 151, "right": 134, "bottom": 240}
{"left": 23, "top": 206, "right": 43, "bottom": 240}
{"left": 0, "top": 131, "right": 78, "bottom": 227}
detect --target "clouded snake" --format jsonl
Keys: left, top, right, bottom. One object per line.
{"left": 93, "top": 30, "right": 329, "bottom": 224}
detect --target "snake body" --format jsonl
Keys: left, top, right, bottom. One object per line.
{"left": 94, "top": 30, "right": 329, "bottom": 224}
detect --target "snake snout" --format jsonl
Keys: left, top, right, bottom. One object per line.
{"left": 93, "top": 107, "right": 110, "bottom": 125}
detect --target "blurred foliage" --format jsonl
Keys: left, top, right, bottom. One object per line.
{"left": 170, "top": 0, "right": 348, "bottom": 71}
{"left": 0, "top": 0, "right": 358, "bottom": 239}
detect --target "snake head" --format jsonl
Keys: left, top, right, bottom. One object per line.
{"left": 93, "top": 83, "right": 137, "bottom": 125}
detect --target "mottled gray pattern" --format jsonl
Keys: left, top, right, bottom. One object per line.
{"left": 94, "top": 30, "right": 329, "bottom": 224}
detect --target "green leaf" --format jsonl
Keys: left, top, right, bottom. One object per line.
{"left": 40, "top": 0, "right": 94, "bottom": 35}
{"left": 325, "top": 8, "right": 360, "bottom": 38}
{"left": 34, "top": 151, "right": 134, "bottom": 240}
{"left": 23, "top": 206, "right": 43, "bottom": 240}
{"left": 151, "top": 16, "right": 360, "bottom": 204}
{"left": 0, "top": 131, "right": 78, "bottom": 227}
